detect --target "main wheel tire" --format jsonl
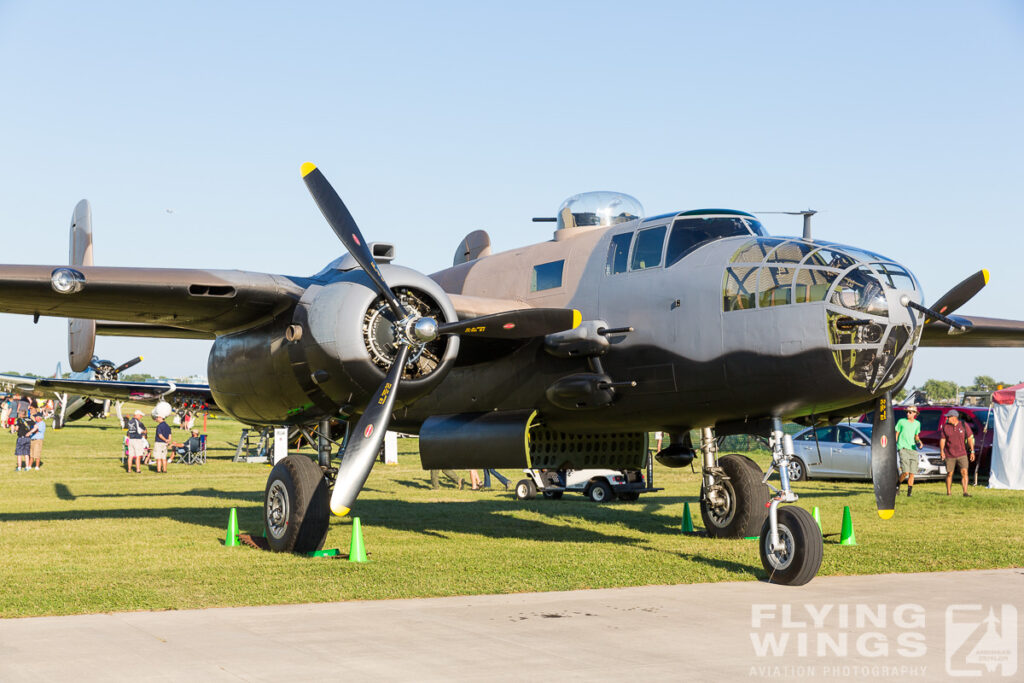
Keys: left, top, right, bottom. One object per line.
{"left": 786, "top": 457, "right": 808, "bottom": 482}
{"left": 264, "top": 455, "right": 330, "bottom": 553}
{"left": 759, "top": 506, "right": 824, "bottom": 586}
{"left": 543, "top": 490, "right": 564, "bottom": 500}
{"left": 515, "top": 479, "right": 537, "bottom": 500}
{"left": 700, "top": 453, "right": 771, "bottom": 538}
{"left": 588, "top": 480, "right": 615, "bottom": 503}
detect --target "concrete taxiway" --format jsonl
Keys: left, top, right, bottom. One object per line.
{"left": 1, "top": 568, "right": 1021, "bottom": 681}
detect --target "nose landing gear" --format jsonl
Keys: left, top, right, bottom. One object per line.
{"left": 759, "top": 418, "right": 823, "bottom": 585}
{"left": 697, "top": 420, "right": 824, "bottom": 585}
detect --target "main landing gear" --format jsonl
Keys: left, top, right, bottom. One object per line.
{"left": 264, "top": 418, "right": 335, "bottom": 553}
{"left": 698, "top": 420, "right": 823, "bottom": 586}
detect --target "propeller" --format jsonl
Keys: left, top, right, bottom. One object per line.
{"left": 302, "top": 163, "right": 408, "bottom": 321}
{"left": 928, "top": 269, "right": 988, "bottom": 321}
{"left": 330, "top": 343, "right": 410, "bottom": 516}
{"left": 870, "top": 391, "right": 898, "bottom": 519}
{"left": 902, "top": 270, "right": 989, "bottom": 332}
{"left": 87, "top": 355, "right": 144, "bottom": 380}
{"left": 114, "top": 356, "right": 144, "bottom": 375}
{"left": 301, "top": 163, "right": 580, "bottom": 516}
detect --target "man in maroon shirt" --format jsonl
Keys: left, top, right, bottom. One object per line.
{"left": 939, "top": 410, "right": 975, "bottom": 497}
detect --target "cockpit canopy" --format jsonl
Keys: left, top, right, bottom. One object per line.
{"left": 556, "top": 191, "right": 644, "bottom": 231}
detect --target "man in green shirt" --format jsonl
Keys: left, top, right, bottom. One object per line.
{"left": 895, "top": 406, "right": 923, "bottom": 496}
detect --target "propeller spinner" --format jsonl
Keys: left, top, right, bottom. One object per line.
{"left": 300, "top": 163, "right": 580, "bottom": 515}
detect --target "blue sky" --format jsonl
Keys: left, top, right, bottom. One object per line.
{"left": 1, "top": 1, "right": 1022, "bottom": 387}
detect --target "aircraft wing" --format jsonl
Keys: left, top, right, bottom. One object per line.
{"left": 34, "top": 378, "right": 219, "bottom": 411}
{"left": 0, "top": 265, "right": 307, "bottom": 336}
{"left": 919, "top": 315, "right": 1024, "bottom": 347}
{"left": 0, "top": 373, "right": 41, "bottom": 393}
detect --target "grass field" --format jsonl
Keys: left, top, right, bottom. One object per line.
{"left": 1, "top": 409, "right": 1022, "bottom": 618}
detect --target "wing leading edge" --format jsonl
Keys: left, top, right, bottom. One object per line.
{"left": 0, "top": 265, "right": 306, "bottom": 336}
{"left": 919, "top": 315, "right": 1024, "bottom": 348}
{"left": 35, "top": 378, "right": 219, "bottom": 412}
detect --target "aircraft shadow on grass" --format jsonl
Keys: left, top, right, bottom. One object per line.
{"left": 26, "top": 487, "right": 703, "bottom": 546}
{"left": 53, "top": 482, "right": 261, "bottom": 503}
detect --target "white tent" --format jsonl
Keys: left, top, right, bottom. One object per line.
{"left": 988, "top": 383, "right": 1024, "bottom": 489}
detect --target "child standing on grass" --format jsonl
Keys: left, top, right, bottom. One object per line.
{"left": 13, "top": 409, "right": 31, "bottom": 470}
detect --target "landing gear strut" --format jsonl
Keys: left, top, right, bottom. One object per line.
{"left": 698, "top": 421, "right": 823, "bottom": 585}
{"left": 699, "top": 428, "right": 770, "bottom": 538}
{"left": 758, "top": 418, "right": 823, "bottom": 585}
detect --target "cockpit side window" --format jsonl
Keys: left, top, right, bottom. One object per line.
{"left": 630, "top": 225, "right": 667, "bottom": 270}
{"left": 668, "top": 217, "right": 756, "bottom": 267}
{"left": 606, "top": 232, "right": 632, "bottom": 275}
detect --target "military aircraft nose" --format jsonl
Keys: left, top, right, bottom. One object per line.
{"left": 824, "top": 255, "right": 923, "bottom": 393}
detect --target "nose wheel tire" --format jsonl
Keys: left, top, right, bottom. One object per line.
{"left": 264, "top": 455, "right": 330, "bottom": 553}
{"left": 700, "top": 454, "right": 771, "bottom": 538}
{"left": 759, "top": 505, "right": 823, "bottom": 586}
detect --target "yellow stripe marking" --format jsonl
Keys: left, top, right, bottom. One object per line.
{"left": 982, "top": 269, "right": 990, "bottom": 285}
{"left": 301, "top": 162, "right": 317, "bottom": 177}
{"left": 331, "top": 503, "right": 351, "bottom": 517}
{"left": 572, "top": 309, "right": 582, "bottom": 329}
{"left": 877, "top": 509, "right": 894, "bottom": 520}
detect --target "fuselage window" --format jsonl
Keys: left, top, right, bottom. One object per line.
{"left": 606, "top": 232, "right": 632, "bottom": 275}
{"left": 531, "top": 260, "right": 564, "bottom": 292}
{"left": 806, "top": 248, "right": 855, "bottom": 270}
{"left": 668, "top": 217, "right": 757, "bottom": 267}
{"left": 793, "top": 268, "right": 841, "bottom": 303}
{"left": 723, "top": 267, "right": 757, "bottom": 311}
{"left": 630, "top": 225, "right": 667, "bottom": 270}
{"left": 767, "top": 241, "right": 814, "bottom": 263}
{"left": 758, "top": 267, "right": 795, "bottom": 307}
{"left": 871, "top": 263, "right": 916, "bottom": 291}
{"left": 731, "top": 237, "right": 785, "bottom": 264}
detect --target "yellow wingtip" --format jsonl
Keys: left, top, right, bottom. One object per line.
{"left": 572, "top": 309, "right": 582, "bottom": 329}
{"left": 982, "top": 268, "right": 990, "bottom": 285}
{"left": 300, "top": 162, "right": 317, "bottom": 178}
{"left": 877, "top": 509, "right": 894, "bottom": 520}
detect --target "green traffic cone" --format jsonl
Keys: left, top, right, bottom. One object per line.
{"left": 812, "top": 506, "right": 822, "bottom": 531}
{"left": 681, "top": 502, "right": 695, "bottom": 534}
{"left": 225, "top": 507, "right": 240, "bottom": 547}
{"left": 348, "top": 516, "right": 368, "bottom": 562}
{"left": 839, "top": 505, "right": 857, "bottom": 545}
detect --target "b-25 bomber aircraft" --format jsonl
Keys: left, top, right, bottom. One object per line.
{"left": 3, "top": 163, "right": 1023, "bottom": 585}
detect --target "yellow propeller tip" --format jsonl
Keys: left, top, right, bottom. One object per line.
{"left": 572, "top": 310, "right": 582, "bottom": 329}
{"left": 982, "top": 269, "right": 990, "bottom": 285}
{"left": 877, "top": 509, "right": 894, "bottom": 520}
{"left": 330, "top": 503, "right": 350, "bottom": 517}
{"left": 300, "top": 162, "right": 317, "bottom": 177}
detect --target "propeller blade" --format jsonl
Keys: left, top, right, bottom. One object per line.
{"left": 871, "top": 391, "right": 898, "bottom": 519}
{"left": 301, "top": 163, "right": 408, "bottom": 320}
{"left": 436, "top": 308, "right": 581, "bottom": 339}
{"left": 114, "top": 356, "right": 143, "bottom": 374}
{"left": 329, "top": 343, "right": 411, "bottom": 517}
{"left": 927, "top": 269, "right": 989, "bottom": 321}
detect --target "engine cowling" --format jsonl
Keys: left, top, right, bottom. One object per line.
{"left": 208, "top": 264, "right": 459, "bottom": 425}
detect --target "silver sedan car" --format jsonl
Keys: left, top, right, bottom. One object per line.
{"left": 789, "top": 422, "right": 946, "bottom": 481}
